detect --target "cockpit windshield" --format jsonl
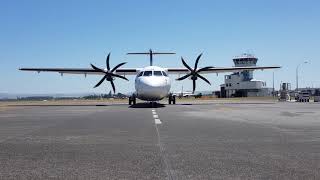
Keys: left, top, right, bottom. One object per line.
{"left": 138, "top": 70, "right": 167, "bottom": 77}
{"left": 154, "top": 71, "right": 162, "bottom": 76}
{"left": 162, "top": 71, "right": 168, "bottom": 76}
{"left": 137, "top": 71, "right": 143, "bottom": 77}
{"left": 143, "top": 71, "right": 152, "bottom": 76}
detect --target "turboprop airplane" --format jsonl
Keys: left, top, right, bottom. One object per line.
{"left": 19, "top": 49, "right": 281, "bottom": 105}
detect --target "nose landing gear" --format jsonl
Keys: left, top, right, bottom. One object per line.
{"left": 129, "top": 94, "right": 136, "bottom": 105}
{"left": 168, "top": 94, "right": 176, "bottom": 104}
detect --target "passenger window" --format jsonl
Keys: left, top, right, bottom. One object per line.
{"left": 137, "top": 71, "right": 143, "bottom": 77}
{"left": 162, "top": 71, "right": 168, "bottom": 76}
{"left": 154, "top": 71, "right": 162, "bottom": 76}
{"left": 143, "top": 71, "right": 152, "bottom": 76}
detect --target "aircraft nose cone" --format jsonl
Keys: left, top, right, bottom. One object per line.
{"left": 146, "top": 79, "right": 165, "bottom": 88}
{"left": 137, "top": 77, "right": 169, "bottom": 100}
{"left": 139, "top": 76, "right": 165, "bottom": 87}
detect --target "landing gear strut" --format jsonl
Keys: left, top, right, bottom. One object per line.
{"left": 168, "top": 94, "right": 176, "bottom": 104}
{"left": 129, "top": 94, "right": 136, "bottom": 105}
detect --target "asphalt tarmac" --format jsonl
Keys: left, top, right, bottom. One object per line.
{"left": 0, "top": 101, "right": 320, "bottom": 180}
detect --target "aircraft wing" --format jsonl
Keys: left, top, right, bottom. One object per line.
{"left": 166, "top": 66, "right": 281, "bottom": 74}
{"left": 19, "top": 68, "right": 139, "bottom": 76}
{"left": 20, "top": 66, "right": 280, "bottom": 75}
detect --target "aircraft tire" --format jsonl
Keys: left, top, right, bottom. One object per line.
{"left": 133, "top": 98, "right": 136, "bottom": 105}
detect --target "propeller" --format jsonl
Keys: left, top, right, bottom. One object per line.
{"left": 176, "top": 53, "right": 213, "bottom": 93}
{"left": 91, "top": 53, "right": 128, "bottom": 93}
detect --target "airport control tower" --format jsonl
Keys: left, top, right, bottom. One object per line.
{"left": 233, "top": 53, "right": 257, "bottom": 81}
{"left": 220, "top": 53, "right": 272, "bottom": 98}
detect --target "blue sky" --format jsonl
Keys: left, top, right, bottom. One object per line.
{"left": 1, "top": 0, "right": 319, "bottom": 94}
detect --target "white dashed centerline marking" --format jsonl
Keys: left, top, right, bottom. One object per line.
{"left": 152, "top": 109, "right": 173, "bottom": 179}
{"left": 154, "top": 118, "right": 162, "bottom": 124}
{"left": 152, "top": 109, "right": 162, "bottom": 125}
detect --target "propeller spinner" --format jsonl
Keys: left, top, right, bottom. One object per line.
{"left": 91, "top": 53, "right": 128, "bottom": 93}
{"left": 176, "top": 54, "right": 213, "bottom": 93}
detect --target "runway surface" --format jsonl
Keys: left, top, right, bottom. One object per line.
{"left": 0, "top": 101, "right": 320, "bottom": 179}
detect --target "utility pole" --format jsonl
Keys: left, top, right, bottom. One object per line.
{"left": 182, "top": 85, "right": 183, "bottom": 96}
{"left": 272, "top": 71, "right": 275, "bottom": 96}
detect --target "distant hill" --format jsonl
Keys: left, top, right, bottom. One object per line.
{"left": 0, "top": 92, "right": 134, "bottom": 100}
{"left": 0, "top": 93, "right": 93, "bottom": 99}
{"left": 0, "top": 93, "right": 16, "bottom": 99}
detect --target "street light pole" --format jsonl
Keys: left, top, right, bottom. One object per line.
{"left": 296, "top": 61, "right": 308, "bottom": 91}
{"left": 272, "top": 71, "right": 275, "bottom": 96}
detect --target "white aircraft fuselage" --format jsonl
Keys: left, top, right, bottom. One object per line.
{"left": 135, "top": 66, "right": 171, "bottom": 101}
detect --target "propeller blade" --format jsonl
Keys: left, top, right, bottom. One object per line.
{"left": 196, "top": 73, "right": 211, "bottom": 85}
{"left": 106, "top": 53, "right": 111, "bottom": 71}
{"left": 111, "top": 62, "right": 127, "bottom": 73}
{"left": 111, "top": 73, "right": 129, "bottom": 81}
{"left": 110, "top": 80, "right": 116, "bottom": 93}
{"left": 192, "top": 79, "right": 196, "bottom": 93}
{"left": 197, "top": 66, "right": 214, "bottom": 73}
{"left": 94, "top": 75, "right": 107, "bottom": 88}
{"left": 91, "top": 54, "right": 128, "bottom": 92}
{"left": 194, "top": 53, "right": 202, "bottom": 70}
{"left": 181, "top": 57, "right": 193, "bottom": 72}
{"left": 91, "top": 64, "right": 104, "bottom": 72}
{"left": 176, "top": 73, "right": 191, "bottom": 81}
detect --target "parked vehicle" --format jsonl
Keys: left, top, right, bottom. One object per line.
{"left": 297, "top": 91, "right": 310, "bottom": 102}
{"left": 314, "top": 89, "right": 320, "bottom": 102}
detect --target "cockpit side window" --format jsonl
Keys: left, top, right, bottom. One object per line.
{"left": 162, "top": 71, "right": 168, "bottom": 76}
{"left": 143, "top": 71, "right": 152, "bottom": 76}
{"left": 154, "top": 71, "right": 162, "bottom": 76}
{"left": 137, "top": 71, "right": 143, "bottom": 77}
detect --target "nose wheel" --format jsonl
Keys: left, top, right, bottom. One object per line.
{"left": 129, "top": 94, "right": 136, "bottom": 105}
{"left": 168, "top": 94, "right": 176, "bottom": 104}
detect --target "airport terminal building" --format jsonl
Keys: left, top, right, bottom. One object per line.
{"left": 220, "top": 53, "right": 273, "bottom": 98}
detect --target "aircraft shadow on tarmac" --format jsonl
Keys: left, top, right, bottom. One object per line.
{"left": 129, "top": 103, "right": 166, "bottom": 108}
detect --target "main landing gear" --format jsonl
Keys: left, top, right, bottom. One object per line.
{"left": 168, "top": 94, "right": 176, "bottom": 104}
{"left": 129, "top": 94, "right": 136, "bottom": 105}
